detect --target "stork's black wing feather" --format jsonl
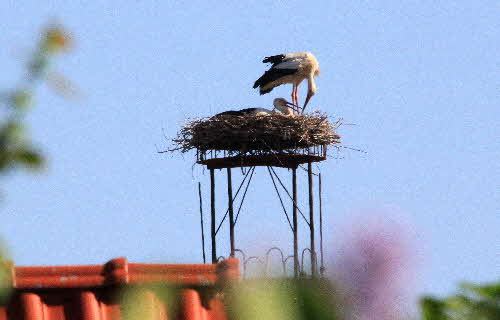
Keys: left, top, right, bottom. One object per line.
{"left": 262, "top": 54, "right": 286, "bottom": 66}
{"left": 214, "top": 108, "right": 259, "bottom": 117}
{"left": 239, "top": 108, "right": 259, "bottom": 113}
{"left": 253, "top": 68, "right": 297, "bottom": 94}
{"left": 214, "top": 110, "right": 244, "bottom": 117}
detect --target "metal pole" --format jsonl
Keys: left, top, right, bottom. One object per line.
{"left": 198, "top": 182, "right": 206, "bottom": 264}
{"left": 210, "top": 169, "right": 217, "bottom": 264}
{"left": 292, "top": 167, "right": 299, "bottom": 277}
{"left": 308, "top": 162, "right": 317, "bottom": 277}
{"left": 227, "top": 168, "right": 235, "bottom": 257}
{"left": 319, "top": 173, "right": 325, "bottom": 276}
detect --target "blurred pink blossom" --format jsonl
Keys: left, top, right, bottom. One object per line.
{"left": 332, "top": 217, "right": 416, "bottom": 320}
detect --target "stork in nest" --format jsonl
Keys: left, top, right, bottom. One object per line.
{"left": 213, "top": 98, "right": 297, "bottom": 118}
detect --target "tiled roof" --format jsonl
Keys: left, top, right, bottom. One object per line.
{"left": 0, "top": 257, "right": 239, "bottom": 320}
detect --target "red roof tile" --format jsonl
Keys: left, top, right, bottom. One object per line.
{"left": 0, "top": 257, "right": 239, "bottom": 320}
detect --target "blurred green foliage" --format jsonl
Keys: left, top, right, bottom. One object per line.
{"left": 113, "top": 279, "right": 500, "bottom": 319}
{"left": 421, "top": 282, "right": 500, "bottom": 320}
{"left": 120, "top": 284, "right": 179, "bottom": 320}
{"left": 0, "top": 24, "right": 72, "bottom": 177}
{"left": 0, "top": 22, "right": 72, "bottom": 306}
{"left": 226, "top": 279, "right": 340, "bottom": 320}
{"left": 0, "top": 245, "right": 12, "bottom": 303}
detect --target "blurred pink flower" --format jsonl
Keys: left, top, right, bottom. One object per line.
{"left": 332, "top": 218, "right": 415, "bottom": 320}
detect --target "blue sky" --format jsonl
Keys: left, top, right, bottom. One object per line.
{"left": 0, "top": 1, "right": 498, "bottom": 298}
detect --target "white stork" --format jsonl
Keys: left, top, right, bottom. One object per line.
{"left": 272, "top": 97, "right": 296, "bottom": 116}
{"left": 253, "top": 52, "right": 320, "bottom": 113}
{"left": 214, "top": 98, "right": 296, "bottom": 117}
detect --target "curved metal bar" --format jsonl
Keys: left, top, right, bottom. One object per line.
{"left": 301, "top": 248, "right": 312, "bottom": 275}
{"left": 234, "top": 248, "right": 247, "bottom": 274}
{"left": 244, "top": 256, "right": 265, "bottom": 279}
{"left": 245, "top": 256, "right": 264, "bottom": 266}
{"left": 265, "top": 247, "right": 286, "bottom": 276}
{"left": 234, "top": 248, "right": 247, "bottom": 262}
{"left": 283, "top": 255, "right": 295, "bottom": 277}
{"left": 217, "top": 256, "right": 226, "bottom": 262}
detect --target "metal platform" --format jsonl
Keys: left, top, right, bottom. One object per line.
{"left": 196, "top": 145, "right": 328, "bottom": 170}
{"left": 197, "top": 154, "right": 326, "bottom": 169}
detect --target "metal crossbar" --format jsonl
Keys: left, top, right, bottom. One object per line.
{"left": 267, "top": 166, "right": 293, "bottom": 231}
{"left": 198, "top": 182, "right": 206, "bottom": 264}
{"left": 234, "top": 166, "right": 256, "bottom": 224}
{"left": 269, "top": 166, "right": 310, "bottom": 226}
{"left": 215, "top": 167, "right": 254, "bottom": 235}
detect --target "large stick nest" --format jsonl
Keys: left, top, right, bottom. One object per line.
{"left": 170, "top": 112, "right": 341, "bottom": 154}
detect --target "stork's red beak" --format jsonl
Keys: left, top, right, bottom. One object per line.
{"left": 302, "top": 92, "right": 313, "bottom": 113}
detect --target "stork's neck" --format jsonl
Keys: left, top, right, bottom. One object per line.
{"left": 307, "top": 74, "right": 317, "bottom": 94}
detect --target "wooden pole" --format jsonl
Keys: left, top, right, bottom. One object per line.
{"left": 308, "top": 162, "right": 317, "bottom": 277}
{"left": 210, "top": 169, "right": 217, "bottom": 264}
{"left": 292, "top": 167, "right": 299, "bottom": 277}
{"left": 227, "top": 168, "right": 235, "bottom": 257}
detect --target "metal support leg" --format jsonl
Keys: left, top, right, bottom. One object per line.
{"left": 308, "top": 162, "right": 317, "bottom": 277}
{"left": 227, "top": 168, "right": 235, "bottom": 257}
{"left": 210, "top": 169, "right": 217, "bottom": 264}
{"left": 292, "top": 167, "right": 299, "bottom": 277}
{"left": 319, "top": 173, "right": 325, "bottom": 276}
{"left": 198, "top": 182, "right": 206, "bottom": 264}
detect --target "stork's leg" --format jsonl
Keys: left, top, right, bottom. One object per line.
{"left": 295, "top": 83, "right": 301, "bottom": 114}
{"left": 293, "top": 85, "right": 300, "bottom": 114}
{"left": 291, "top": 84, "right": 297, "bottom": 114}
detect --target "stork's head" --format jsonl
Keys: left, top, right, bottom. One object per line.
{"left": 273, "top": 98, "right": 296, "bottom": 116}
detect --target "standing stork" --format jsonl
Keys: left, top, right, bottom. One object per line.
{"left": 253, "top": 52, "right": 320, "bottom": 113}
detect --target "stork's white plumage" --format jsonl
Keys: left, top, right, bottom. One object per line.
{"left": 253, "top": 52, "right": 320, "bottom": 113}
{"left": 272, "top": 98, "right": 295, "bottom": 116}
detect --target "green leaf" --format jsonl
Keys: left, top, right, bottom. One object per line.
{"left": 13, "top": 149, "right": 43, "bottom": 169}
